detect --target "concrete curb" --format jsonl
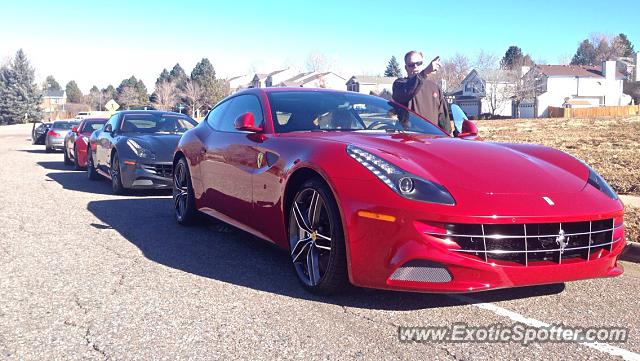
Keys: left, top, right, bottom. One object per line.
{"left": 620, "top": 242, "right": 640, "bottom": 263}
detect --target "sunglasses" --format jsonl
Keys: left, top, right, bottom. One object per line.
{"left": 406, "top": 61, "right": 423, "bottom": 68}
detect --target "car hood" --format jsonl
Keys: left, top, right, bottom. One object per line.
{"left": 127, "top": 134, "right": 182, "bottom": 162}
{"left": 305, "top": 132, "right": 589, "bottom": 195}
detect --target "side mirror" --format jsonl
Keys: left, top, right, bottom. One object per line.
{"left": 234, "top": 112, "right": 262, "bottom": 133}
{"left": 457, "top": 119, "right": 479, "bottom": 138}
{"left": 450, "top": 104, "right": 467, "bottom": 134}
{"left": 72, "top": 126, "right": 78, "bottom": 133}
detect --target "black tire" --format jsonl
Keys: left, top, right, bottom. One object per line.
{"left": 288, "top": 178, "right": 348, "bottom": 295}
{"left": 45, "top": 146, "right": 53, "bottom": 153}
{"left": 87, "top": 148, "right": 100, "bottom": 180}
{"left": 63, "top": 146, "right": 72, "bottom": 165}
{"left": 73, "top": 147, "right": 83, "bottom": 170}
{"left": 110, "top": 152, "right": 125, "bottom": 195}
{"left": 173, "top": 157, "right": 199, "bottom": 225}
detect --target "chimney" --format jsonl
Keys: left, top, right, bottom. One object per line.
{"left": 602, "top": 60, "right": 616, "bottom": 80}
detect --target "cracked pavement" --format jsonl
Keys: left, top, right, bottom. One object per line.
{"left": 1, "top": 123, "right": 639, "bottom": 360}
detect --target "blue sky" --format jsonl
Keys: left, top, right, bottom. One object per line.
{"left": 1, "top": 0, "right": 638, "bottom": 93}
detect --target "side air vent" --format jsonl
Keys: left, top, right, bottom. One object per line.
{"left": 389, "top": 260, "right": 452, "bottom": 283}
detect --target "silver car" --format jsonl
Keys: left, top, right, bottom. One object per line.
{"left": 45, "top": 120, "right": 79, "bottom": 153}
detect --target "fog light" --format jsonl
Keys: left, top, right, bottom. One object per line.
{"left": 399, "top": 177, "right": 414, "bottom": 194}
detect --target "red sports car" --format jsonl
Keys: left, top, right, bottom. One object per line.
{"left": 63, "top": 118, "right": 108, "bottom": 169}
{"left": 172, "top": 88, "right": 624, "bottom": 294}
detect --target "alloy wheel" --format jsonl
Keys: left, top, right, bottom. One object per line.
{"left": 173, "top": 160, "right": 188, "bottom": 221}
{"left": 289, "top": 188, "right": 333, "bottom": 286}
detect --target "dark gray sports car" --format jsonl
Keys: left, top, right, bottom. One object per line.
{"left": 87, "top": 110, "right": 197, "bottom": 194}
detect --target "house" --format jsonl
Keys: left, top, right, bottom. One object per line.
{"left": 250, "top": 68, "right": 298, "bottom": 88}
{"left": 346, "top": 76, "right": 396, "bottom": 95}
{"left": 522, "top": 61, "right": 626, "bottom": 118}
{"left": 227, "top": 74, "right": 253, "bottom": 94}
{"left": 276, "top": 72, "right": 346, "bottom": 90}
{"left": 447, "top": 69, "right": 519, "bottom": 118}
{"left": 41, "top": 89, "right": 66, "bottom": 114}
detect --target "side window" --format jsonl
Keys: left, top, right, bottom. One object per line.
{"left": 216, "top": 95, "right": 264, "bottom": 132}
{"left": 206, "top": 101, "right": 230, "bottom": 129}
{"left": 104, "top": 114, "right": 119, "bottom": 132}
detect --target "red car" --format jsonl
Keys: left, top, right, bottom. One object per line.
{"left": 64, "top": 118, "right": 108, "bottom": 169}
{"left": 173, "top": 88, "right": 624, "bottom": 295}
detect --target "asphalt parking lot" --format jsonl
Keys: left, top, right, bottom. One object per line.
{"left": 1, "top": 123, "right": 639, "bottom": 360}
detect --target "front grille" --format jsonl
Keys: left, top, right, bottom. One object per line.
{"left": 141, "top": 163, "right": 173, "bottom": 178}
{"left": 424, "top": 219, "right": 621, "bottom": 266}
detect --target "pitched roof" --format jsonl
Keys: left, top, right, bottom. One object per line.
{"left": 299, "top": 72, "right": 345, "bottom": 84}
{"left": 348, "top": 75, "right": 397, "bottom": 85}
{"left": 536, "top": 64, "right": 622, "bottom": 78}
{"left": 284, "top": 72, "right": 316, "bottom": 83}
{"left": 267, "top": 68, "right": 289, "bottom": 77}
{"left": 44, "top": 89, "right": 65, "bottom": 98}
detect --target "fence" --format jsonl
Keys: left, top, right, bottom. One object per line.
{"left": 548, "top": 105, "right": 640, "bottom": 118}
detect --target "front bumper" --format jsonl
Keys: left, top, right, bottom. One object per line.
{"left": 120, "top": 160, "right": 173, "bottom": 189}
{"left": 330, "top": 177, "right": 625, "bottom": 293}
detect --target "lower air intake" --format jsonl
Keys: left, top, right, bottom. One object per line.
{"left": 389, "top": 260, "right": 452, "bottom": 283}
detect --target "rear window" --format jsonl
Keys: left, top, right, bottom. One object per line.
{"left": 52, "top": 122, "right": 76, "bottom": 130}
{"left": 81, "top": 120, "right": 106, "bottom": 132}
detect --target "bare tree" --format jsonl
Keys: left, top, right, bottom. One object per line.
{"left": 473, "top": 50, "right": 499, "bottom": 71}
{"left": 483, "top": 69, "right": 518, "bottom": 115}
{"left": 117, "top": 86, "right": 140, "bottom": 109}
{"left": 153, "top": 81, "right": 177, "bottom": 111}
{"left": 182, "top": 79, "right": 203, "bottom": 118}
{"left": 305, "top": 52, "right": 334, "bottom": 72}
{"left": 431, "top": 53, "right": 469, "bottom": 92}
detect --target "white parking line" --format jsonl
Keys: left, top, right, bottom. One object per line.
{"left": 452, "top": 294, "right": 640, "bottom": 361}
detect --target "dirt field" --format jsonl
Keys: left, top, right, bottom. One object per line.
{"left": 477, "top": 116, "right": 640, "bottom": 243}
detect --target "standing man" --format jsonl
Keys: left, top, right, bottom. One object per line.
{"left": 392, "top": 51, "right": 451, "bottom": 134}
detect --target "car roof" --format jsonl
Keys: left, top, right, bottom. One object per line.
{"left": 116, "top": 110, "right": 190, "bottom": 117}
{"left": 234, "top": 87, "right": 355, "bottom": 97}
{"left": 52, "top": 119, "right": 79, "bottom": 123}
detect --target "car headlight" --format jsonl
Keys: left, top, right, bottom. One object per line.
{"left": 587, "top": 167, "right": 617, "bottom": 200}
{"left": 127, "top": 139, "right": 156, "bottom": 159}
{"left": 346, "top": 145, "right": 455, "bottom": 205}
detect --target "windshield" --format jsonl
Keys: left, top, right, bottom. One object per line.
{"left": 120, "top": 113, "right": 197, "bottom": 134}
{"left": 267, "top": 91, "right": 446, "bottom": 136}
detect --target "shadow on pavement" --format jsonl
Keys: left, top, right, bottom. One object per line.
{"left": 19, "top": 148, "right": 50, "bottom": 154}
{"left": 38, "top": 161, "right": 73, "bottom": 171}
{"left": 45, "top": 168, "right": 172, "bottom": 197}
{"left": 87, "top": 197, "right": 565, "bottom": 310}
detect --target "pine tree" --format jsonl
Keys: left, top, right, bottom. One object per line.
{"left": 102, "top": 85, "right": 116, "bottom": 103}
{"left": 116, "top": 76, "right": 148, "bottom": 107}
{"left": 65, "top": 80, "right": 83, "bottom": 103}
{"left": 384, "top": 56, "right": 402, "bottom": 77}
{"left": 191, "top": 58, "right": 224, "bottom": 106}
{"left": 169, "top": 63, "right": 188, "bottom": 89}
{"left": 612, "top": 33, "right": 635, "bottom": 58}
{"left": 44, "top": 75, "right": 61, "bottom": 92}
{"left": 571, "top": 39, "right": 597, "bottom": 65}
{"left": 0, "top": 49, "right": 42, "bottom": 124}
{"left": 500, "top": 46, "right": 524, "bottom": 69}
{"left": 156, "top": 68, "right": 170, "bottom": 86}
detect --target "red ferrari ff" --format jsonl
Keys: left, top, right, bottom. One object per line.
{"left": 173, "top": 88, "right": 624, "bottom": 294}
{"left": 63, "top": 117, "right": 108, "bottom": 170}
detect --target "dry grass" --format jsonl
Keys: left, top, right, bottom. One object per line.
{"left": 477, "top": 116, "right": 640, "bottom": 243}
